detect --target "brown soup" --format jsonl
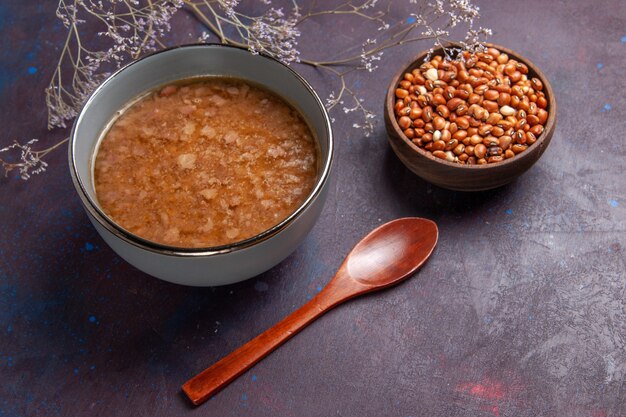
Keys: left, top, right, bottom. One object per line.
{"left": 94, "top": 77, "right": 318, "bottom": 248}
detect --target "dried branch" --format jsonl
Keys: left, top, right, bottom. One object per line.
{"left": 5, "top": 0, "right": 490, "bottom": 180}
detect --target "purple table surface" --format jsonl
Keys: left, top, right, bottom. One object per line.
{"left": 1, "top": 1, "right": 624, "bottom": 416}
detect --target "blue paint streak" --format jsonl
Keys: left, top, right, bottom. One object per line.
{"left": 6, "top": 324, "right": 11, "bottom": 333}
{"left": 603, "top": 103, "right": 612, "bottom": 112}
{"left": 316, "top": 285, "right": 322, "bottom": 292}
{"left": 621, "top": 35, "right": 626, "bottom": 43}
{"left": 528, "top": 314, "right": 534, "bottom": 321}
{"left": 73, "top": 368, "right": 79, "bottom": 374}
{"left": 596, "top": 63, "right": 604, "bottom": 69}
{"left": 505, "top": 209, "right": 513, "bottom": 215}
{"left": 483, "top": 316, "right": 492, "bottom": 324}
{"left": 241, "top": 393, "right": 247, "bottom": 401}
{"left": 88, "top": 315, "right": 97, "bottom": 323}
{"left": 85, "top": 242, "right": 94, "bottom": 251}
{"left": 608, "top": 199, "right": 619, "bottom": 208}
{"left": 27, "top": 66, "right": 37, "bottom": 74}
{"left": 251, "top": 375, "right": 257, "bottom": 382}
{"left": 407, "top": 16, "right": 416, "bottom": 24}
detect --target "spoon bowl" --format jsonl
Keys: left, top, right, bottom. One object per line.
{"left": 182, "top": 217, "right": 438, "bottom": 405}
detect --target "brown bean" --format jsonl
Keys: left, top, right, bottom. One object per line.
{"left": 455, "top": 88, "right": 470, "bottom": 100}
{"left": 422, "top": 106, "right": 433, "bottom": 122}
{"left": 470, "top": 134, "right": 483, "bottom": 146}
{"left": 403, "top": 128, "right": 415, "bottom": 139}
{"left": 530, "top": 124, "right": 544, "bottom": 136}
{"left": 453, "top": 143, "right": 466, "bottom": 155}
{"left": 497, "top": 92, "right": 511, "bottom": 106}
{"left": 494, "top": 84, "right": 511, "bottom": 93}
{"left": 447, "top": 97, "right": 464, "bottom": 110}
{"left": 531, "top": 78, "right": 543, "bottom": 91}
{"left": 488, "top": 155, "right": 504, "bottom": 163}
{"left": 458, "top": 153, "right": 469, "bottom": 162}
{"left": 525, "top": 132, "right": 537, "bottom": 145}
{"left": 537, "top": 109, "right": 548, "bottom": 124}
{"left": 511, "top": 86, "right": 524, "bottom": 97}
{"left": 491, "top": 126, "right": 505, "bottom": 137}
{"left": 444, "top": 86, "right": 456, "bottom": 100}
{"left": 398, "top": 116, "right": 411, "bottom": 129}
{"left": 537, "top": 96, "right": 548, "bottom": 109}
{"left": 486, "top": 112, "right": 503, "bottom": 125}
{"left": 399, "top": 80, "right": 411, "bottom": 90}
{"left": 432, "top": 150, "right": 447, "bottom": 160}
{"left": 396, "top": 88, "right": 409, "bottom": 99}
{"left": 413, "top": 118, "right": 425, "bottom": 128}
{"left": 488, "top": 146, "right": 502, "bottom": 156}
{"left": 432, "top": 140, "right": 445, "bottom": 151}
{"left": 477, "top": 158, "right": 488, "bottom": 165}
{"left": 498, "top": 120, "right": 514, "bottom": 130}
{"left": 452, "top": 130, "right": 468, "bottom": 140}
{"left": 498, "top": 135, "right": 512, "bottom": 150}
{"left": 484, "top": 89, "right": 499, "bottom": 100}
{"left": 432, "top": 94, "right": 447, "bottom": 106}
{"left": 465, "top": 145, "right": 475, "bottom": 156}
{"left": 504, "top": 149, "right": 515, "bottom": 159}
{"left": 478, "top": 124, "right": 493, "bottom": 136}
{"left": 422, "top": 132, "right": 433, "bottom": 143}
{"left": 441, "top": 129, "right": 452, "bottom": 142}
{"left": 436, "top": 105, "right": 450, "bottom": 118}
{"left": 444, "top": 139, "right": 459, "bottom": 151}
{"left": 474, "top": 143, "right": 487, "bottom": 158}
{"left": 433, "top": 116, "right": 446, "bottom": 130}
{"left": 483, "top": 100, "right": 499, "bottom": 113}
{"left": 455, "top": 104, "right": 468, "bottom": 116}
{"left": 487, "top": 47, "right": 501, "bottom": 58}
{"left": 468, "top": 93, "right": 482, "bottom": 105}
{"left": 511, "top": 144, "right": 528, "bottom": 154}
{"left": 409, "top": 107, "right": 422, "bottom": 119}
{"left": 514, "top": 130, "right": 526, "bottom": 144}
{"left": 527, "top": 114, "right": 540, "bottom": 126}
{"left": 483, "top": 136, "right": 499, "bottom": 147}
{"left": 456, "top": 116, "right": 470, "bottom": 130}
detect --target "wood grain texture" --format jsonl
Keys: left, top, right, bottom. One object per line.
{"left": 183, "top": 218, "right": 438, "bottom": 405}
{"left": 384, "top": 43, "right": 557, "bottom": 191}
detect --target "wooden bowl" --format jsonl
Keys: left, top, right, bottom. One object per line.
{"left": 384, "top": 43, "right": 556, "bottom": 191}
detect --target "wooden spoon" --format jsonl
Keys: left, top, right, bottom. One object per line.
{"left": 182, "top": 217, "right": 438, "bottom": 405}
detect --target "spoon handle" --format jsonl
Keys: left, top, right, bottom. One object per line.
{"left": 182, "top": 281, "right": 354, "bottom": 405}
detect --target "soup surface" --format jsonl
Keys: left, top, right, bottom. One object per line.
{"left": 94, "top": 78, "right": 318, "bottom": 248}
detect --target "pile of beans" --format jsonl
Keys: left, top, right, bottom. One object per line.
{"left": 393, "top": 47, "right": 549, "bottom": 164}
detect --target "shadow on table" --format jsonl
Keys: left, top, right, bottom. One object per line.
{"left": 28, "top": 212, "right": 292, "bottom": 409}
{"left": 381, "top": 146, "right": 518, "bottom": 218}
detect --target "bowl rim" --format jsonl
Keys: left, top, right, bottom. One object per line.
{"left": 385, "top": 42, "right": 556, "bottom": 169}
{"left": 69, "top": 43, "right": 334, "bottom": 257}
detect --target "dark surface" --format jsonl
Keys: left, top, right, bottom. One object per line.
{"left": 1, "top": 1, "right": 624, "bottom": 416}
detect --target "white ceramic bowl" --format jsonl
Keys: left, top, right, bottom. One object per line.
{"left": 69, "top": 44, "right": 334, "bottom": 286}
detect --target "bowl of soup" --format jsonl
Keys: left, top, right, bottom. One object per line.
{"left": 70, "top": 44, "right": 334, "bottom": 286}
